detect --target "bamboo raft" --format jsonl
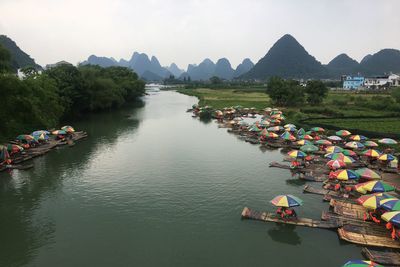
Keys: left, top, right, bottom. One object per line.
{"left": 303, "top": 185, "right": 345, "bottom": 197}
{"left": 362, "top": 247, "right": 400, "bottom": 266}
{"left": 329, "top": 199, "right": 366, "bottom": 220}
{"left": 338, "top": 224, "right": 400, "bottom": 249}
{"left": 241, "top": 207, "right": 340, "bottom": 229}
{"left": 299, "top": 174, "right": 326, "bottom": 182}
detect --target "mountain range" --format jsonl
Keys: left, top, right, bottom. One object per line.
{"left": 0, "top": 35, "right": 41, "bottom": 71}
{"left": 242, "top": 34, "right": 400, "bottom": 80}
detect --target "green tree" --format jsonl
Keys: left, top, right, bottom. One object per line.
{"left": 0, "top": 43, "right": 11, "bottom": 73}
{"left": 304, "top": 80, "right": 328, "bottom": 105}
{"left": 210, "top": 76, "right": 222, "bottom": 84}
{"left": 266, "top": 77, "right": 304, "bottom": 106}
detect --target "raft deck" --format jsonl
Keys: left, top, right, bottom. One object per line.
{"left": 241, "top": 207, "right": 340, "bottom": 229}
{"left": 338, "top": 224, "right": 400, "bottom": 249}
{"left": 362, "top": 247, "right": 400, "bottom": 266}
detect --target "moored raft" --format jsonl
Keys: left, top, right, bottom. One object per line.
{"left": 362, "top": 247, "right": 400, "bottom": 266}
{"left": 303, "top": 185, "right": 345, "bottom": 197}
{"left": 241, "top": 207, "right": 340, "bottom": 229}
{"left": 338, "top": 224, "right": 400, "bottom": 249}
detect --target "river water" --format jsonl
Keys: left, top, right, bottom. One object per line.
{"left": 0, "top": 90, "right": 361, "bottom": 267}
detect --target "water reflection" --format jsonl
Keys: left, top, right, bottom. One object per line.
{"left": 0, "top": 100, "right": 144, "bottom": 266}
{"left": 267, "top": 224, "right": 302, "bottom": 246}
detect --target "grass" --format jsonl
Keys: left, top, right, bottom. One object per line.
{"left": 177, "top": 87, "right": 400, "bottom": 138}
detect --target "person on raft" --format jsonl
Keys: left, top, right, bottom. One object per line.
{"left": 276, "top": 207, "right": 297, "bottom": 219}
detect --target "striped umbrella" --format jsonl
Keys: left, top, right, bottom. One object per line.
{"left": 270, "top": 195, "right": 303, "bottom": 207}
{"left": 378, "top": 154, "right": 396, "bottom": 161}
{"left": 342, "top": 260, "right": 382, "bottom": 267}
{"left": 61, "top": 126, "right": 75, "bottom": 133}
{"left": 355, "top": 180, "right": 395, "bottom": 194}
{"left": 336, "top": 130, "right": 352, "bottom": 137}
{"left": 378, "top": 138, "right": 397, "bottom": 145}
{"left": 296, "top": 140, "right": 312, "bottom": 146}
{"left": 381, "top": 211, "right": 400, "bottom": 226}
{"left": 284, "top": 126, "right": 297, "bottom": 132}
{"left": 331, "top": 169, "right": 359, "bottom": 181}
{"left": 303, "top": 134, "right": 314, "bottom": 140}
{"left": 327, "top": 135, "right": 342, "bottom": 141}
{"left": 364, "top": 141, "right": 378, "bottom": 147}
{"left": 325, "top": 153, "right": 355, "bottom": 163}
{"left": 52, "top": 130, "right": 67, "bottom": 135}
{"left": 259, "top": 128, "right": 269, "bottom": 136}
{"left": 342, "top": 149, "right": 357, "bottom": 157}
{"left": 345, "top": 141, "right": 365, "bottom": 149}
{"left": 16, "top": 135, "right": 34, "bottom": 141}
{"left": 249, "top": 125, "right": 261, "bottom": 132}
{"left": 280, "top": 132, "right": 296, "bottom": 141}
{"left": 267, "top": 126, "right": 284, "bottom": 132}
{"left": 266, "top": 132, "right": 279, "bottom": 139}
{"left": 355, "top": 168, "right": 381, "bottom": 180}
{"left": 357, "top": 194, "right": 390, "bottom": 210}
{"left": 349, "top": 135, "right": 368, "bottom": 141}
{"left": 287, "top": 150, "right": 307, "bottom": 159}
{"left": 361, "top": 149, "right": 381, "bottom": 158}
{"left": 297, "top": 128, "right": 306, "bottom": 136}
{"left": 284, "top": 124, "right": 296, "bottom": 128}
{"left": 315, "top": 139, "right": 332, "bottom": 146}
{"left": 325, "top": 146, "right": 344, "bottom": 153}
{"left": 380, "top": 198, "right": 400, "bottom": 211}
{"left": 327, "top": 159, "right": 346, "bottom": 169}
{"left": 310, "top": 127, "right": 325, "bottom": 132}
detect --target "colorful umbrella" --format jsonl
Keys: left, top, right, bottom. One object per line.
{"left": 280, "top": 132, "right": 296, "bottom": 141}
{"left": 310, "top": 127, "right": 325, "bottom": 132}
{"left": 342, "top": 149, "right": 357, "bottom": 157}
{"left": 284, "top": 126, "right": 297, "bottom": 132}
{"left": 266, "top": 132, "right": 279, "bottom": 139}
{"left": 361, "top": 149, "right": 381, "bottom": 158}
{"left": 300, "top": 144, "right": 319, "bottom": 153}
{"left": 378, "top": 138, "right": 397, "bottom": 145}
{"left": 52, "top": 130, "right": 67, "bottom": 135}
{"left": 61, "top": 125, "right": 75, "bottom": 133}
{"left": 336, "top": 130, "right": 352, "bottom": 137}
{"left": 345, "top": 141, "right": 365, "bottom": 149}
{"left": 327, "top": 135, "right": 342, "bottom": 141}
{"left": 355, "top": 168, "right": 381, "bottom": 180}
{"left": 364, "top": 141, "right": 378, "bottom": 147}
{"left": 284, "top": 124, "right": 296, "bottom": 128}
{"left": 315, "top": 139, "right": 332, "bottom": 146}
{"left": 355, "top": 180, "right": 395, "bottom": 194}
{"left": 297, "top": 128, "right": 306, "bottom": 136}
{"left": 287, "top": 150, "right": 307, "bottom": 159}
{"left": 267, "top": 126, "right": 284, "bottom": 132}
{"left": 331, "top": 169, "right": 359, "bottom": 181}
{"left": 357, "top": 194, "right": 390, "bottom": 210}
{"left": 325, "top": 146, "right": 343, "bottom": 153}
{"left": 342, "top": 260, "right": 382, "bottom": 267}
{"left": 381, "top": 211, "right": 400, "bottom": 226}
{"left": 249, "top": 125, "right": 261, "bottom": 132}
{"left": 349, "top": 135, "right": 368, "bottom": 141}
{"left": 380, "top": 198, "right": 400, "bottom": 211}
{"left": 296, "top": 140, "right": 312, "bottom": 146}
{"left": 270, "top": 195, "right": 303, "bottom": 208}
{"left": 303, "top": 134, "right": 314, "bottom": 140}
{"left": 7, "top": 144, "right": 24, "bottom": 153}
{"left": 378, "top": 154, "right": 396, "bottom": 161}
{"left": 325, "top": 153, "right": 355, "bottom": 163}
{"left": 327, "top": 160, "right": 346, "bottom": 169}
{"left": 16, "top": 135, "right": 34, "bottom": 142}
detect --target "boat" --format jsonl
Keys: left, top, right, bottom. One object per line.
{"left": 362, "top": 247, "right": 400, "bottom": 266}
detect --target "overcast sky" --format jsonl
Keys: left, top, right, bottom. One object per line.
{"left": 0, "top": 0, "right": 399, "bottom": 69}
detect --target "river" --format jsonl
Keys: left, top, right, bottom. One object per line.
{"left": 0, "top": 89, "right": 361, "bottom": 266}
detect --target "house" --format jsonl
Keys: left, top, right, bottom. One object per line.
{"left": 364, "top": 73, "right": 400, "bottom": 89}
{"left": 342, "top": 76, "right": 364, "bottom": 90}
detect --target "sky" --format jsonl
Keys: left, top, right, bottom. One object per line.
{"left": 0, "top": 0, "right": 399, "bottom": 70}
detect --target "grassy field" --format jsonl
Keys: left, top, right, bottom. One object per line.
{"left": 177, "top": 88, "right": 400, "bottom": 137}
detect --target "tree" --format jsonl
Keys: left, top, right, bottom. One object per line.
{"left": 266, "top": 77, "right": 304, "bottom": 106}
{"left": 304, "top": 80, "right": 328, "bottom": 105}
{"left": 210, "top": 76, "right": 222, "bottom": 84}
{"left": 0, "top": 43, "right": 11, "bottom": 73}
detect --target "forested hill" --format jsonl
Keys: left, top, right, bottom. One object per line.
{"left": 0, "top": 35, "right": 41, "bottom": 71}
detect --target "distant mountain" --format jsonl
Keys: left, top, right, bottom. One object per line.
{"left": 360, "top": 54, "right": 372, "bottom": 64}
{"left": 242, "top": 34, "right": 327, "bottom": 79}
{"left": 82, "top": 52, "right": 171, "bottom": 80}
{"left": 359, "top": 49, "right": 400, "bottom": 75}
{"left": 186, "top": 58, "right": 216, "bottom": 80}
{"left": 233, "top": 58, "right": 254, "bottom": 78}
{"left": 81, "top": 55, "right": 118, "bottom": 68}
{"left": 326, "top": 53, "right": 359, "bottom": 76}
{"left": 0, "top": 35, "right": 41, "bottom": 71}
{"left": 166, "top": 63, "right": 184, "bottom": 77}
{"left": 214, "top": 58, "right": 235, "bottom": 80}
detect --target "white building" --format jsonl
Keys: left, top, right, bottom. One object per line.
{"left": 364, "top": 73, "right": 400, "bottom": 89}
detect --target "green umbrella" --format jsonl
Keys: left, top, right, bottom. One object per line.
{"left": 300, "top": 144, "right": 319, "bottom": 153}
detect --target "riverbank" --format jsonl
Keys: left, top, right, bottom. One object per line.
{"left": 177, "top": 88, "right": 400, "bottom": 137}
